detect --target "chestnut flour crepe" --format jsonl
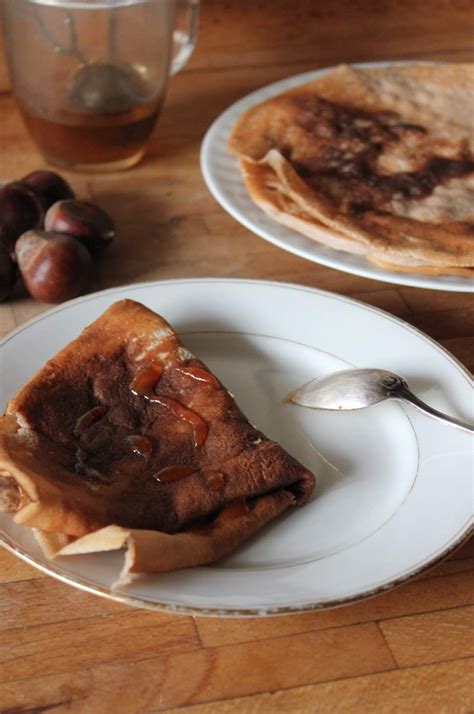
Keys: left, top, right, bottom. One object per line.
{"left": 229, "top": 64, "right": 474, "bottom": 274}
{"left": 0, "top": 300, "right": 315, "bottom": 582}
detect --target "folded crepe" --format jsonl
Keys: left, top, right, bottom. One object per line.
{"left": 0, "top": 300, "right": 315, "bottom": 582}
{"left": 229, "top": 63, "right": 474, "bottom": 274}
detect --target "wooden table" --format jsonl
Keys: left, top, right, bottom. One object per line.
{"left": 0, "top": 2, "right": 473, "bottom": 712}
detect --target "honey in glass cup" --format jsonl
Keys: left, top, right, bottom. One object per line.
{"left": 3, "top": 0, "right": 199, "bottom": 171}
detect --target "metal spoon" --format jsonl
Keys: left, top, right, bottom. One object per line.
{"left": 289, "top": 368, "right": 474, "bottom": 434}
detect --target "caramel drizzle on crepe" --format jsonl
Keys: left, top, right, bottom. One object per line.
{"left": 0, "top": 300, "right": 315, "bottom": 583}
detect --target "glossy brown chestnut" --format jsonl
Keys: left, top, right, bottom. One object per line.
{"left": 16, "top": 230, "right": 92, "bottom": 303}
{"left": 0, "top": 182, "right": 44, "bottom": 254}
{"left": 22, "top": 170, "right": 75, "bottom": 210}
{"left": 45, "top": 200, "right": 115, "bottom": 254}
{"left": 0, "top": 242, "right": 17, "bottom": 301}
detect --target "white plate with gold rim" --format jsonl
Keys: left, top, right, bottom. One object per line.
{"left": 0, "top": 279, "right": 472, "bottom": 615}
{"left": 200, "top": 62, "right": 474, "bottom": 293}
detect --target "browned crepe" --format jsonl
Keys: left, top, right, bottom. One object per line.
{"left": 229, "top": 64, "right": 474, "bottom": 273}
{"left": 0, "top": 300, "right": 315, "bottom": 580}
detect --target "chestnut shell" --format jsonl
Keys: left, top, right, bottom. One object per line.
{"left": 22, "top": 170, "right": 75, "bottom": 211}
{"left": 0, "top": 182, "right": 44, "bottom": 254}
{"left": 45, "top": 199, "right": 115, "bottom": 254}
{"left": 0, "top": 242, "right": 17, "bottom": 301}
{"left": 16, "top": 230, "right": 92, "bottom": 304}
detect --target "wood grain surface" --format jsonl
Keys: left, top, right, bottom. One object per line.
{"left": 0, "top": 1, "right": 473, "bottom": 712}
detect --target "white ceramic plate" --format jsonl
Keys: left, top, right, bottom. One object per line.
{"left": 0, "top": 279, "right": 472, "bottom": 615}
{"left": 200, "top": 62, "right": 474, "bottom": 293}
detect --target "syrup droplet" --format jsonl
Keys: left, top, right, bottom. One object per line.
{"left": 148, "top": 395, "right": 208, "bottom": 448}
{"left": 130, "top": 365, "right": 208, "bottom": 447}
{"left": 74, "top": 405, "right": 108, "bottom": 437}
{"left": 218, "top": 498, "right": 249, "bottom": 521}
{"left": 176, "top": 366, "right": 219, "bottom": 387}
{"left": 130, "top": 364, "right": 163, "bottom": 399}
{"left": 154, "top": 465, "right": 196, "bottom": 483}
{"left": 204, "top": 471, "right": 226, "bottom": 491}
{"left": 127, "top": 435, "right": 153, "bottom": 463}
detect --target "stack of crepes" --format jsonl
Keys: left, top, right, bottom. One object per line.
{"left": 229, "top": 63, "right": 474, "bottom": 275}
{"left": 0, "top": 300, "right": 315, "bottom": 584}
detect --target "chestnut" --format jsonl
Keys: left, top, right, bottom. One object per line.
{"left": 22, "top": 170, "right": 75, "bottom": 211}
{"left": 0, "top": 242, "right": 17, "bottom": 301}
{"left": 45, "top": 199, "right": 115, "bottom": 254}
{"left": 0, "top": 182, "right": 44, "bottom": 254}
{"left": 16, "top": 230, "right": 92, "bottom": 304}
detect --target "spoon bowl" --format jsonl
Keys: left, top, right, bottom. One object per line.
{"left": 289, "top": 368, "right": 473, "bottom": 434}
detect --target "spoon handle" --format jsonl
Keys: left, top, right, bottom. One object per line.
{"left": 397, "top": 387, "right": 474, "bottom": 434}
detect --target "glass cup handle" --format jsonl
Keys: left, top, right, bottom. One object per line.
{"left": 170, "top": 0, "right": 200, "bottom": 76}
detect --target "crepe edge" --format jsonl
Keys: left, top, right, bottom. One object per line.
{"left": 240, "top": 152, "right": 474, "bottom": 269}
{"left": 53, "top": 489, "right": 296, "bottom": 588}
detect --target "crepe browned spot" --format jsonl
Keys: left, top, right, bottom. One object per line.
{"left": 229, "top": 64, "right": 474, "bottom": 272}
{"left": 0, "top": 300, "right": 315, "bottom": 580}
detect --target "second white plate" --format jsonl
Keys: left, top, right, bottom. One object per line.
{"left": 0, "top": 279, "right": 472, "bottom": 615}
{"left": 200, "top": 62, "right": 474, "bottom": 293}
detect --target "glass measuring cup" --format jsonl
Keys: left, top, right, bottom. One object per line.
{"left": 3, "top": 0, "right": 200, "bottom": 171}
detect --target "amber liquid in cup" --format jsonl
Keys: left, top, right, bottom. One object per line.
{"left": 18, "top": 70, "right": 164, "bottom": 170}
{"left": 19, "top": 103, "right": 161, "bottom": 168}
